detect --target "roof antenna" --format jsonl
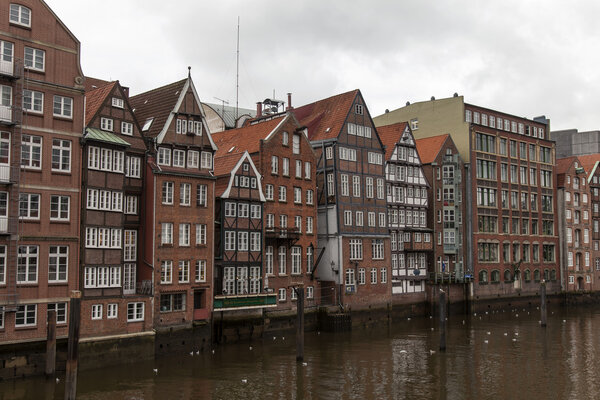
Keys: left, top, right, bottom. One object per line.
{"left": 236, "top": 16, "right": 240, "bottom": 121}
{"left": 188, "top": 66, "right": 191, "bottom": 78}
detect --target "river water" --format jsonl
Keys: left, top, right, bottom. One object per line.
{"left": 2, "top": 304, "right": 600, "bottom": 400}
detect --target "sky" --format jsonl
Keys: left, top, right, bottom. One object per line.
{"left": 46, "top": 0, "right": 600, "bottom": 131}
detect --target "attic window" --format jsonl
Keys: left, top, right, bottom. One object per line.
{"left": 112, "top": 98, "right": 124, "bottom": 108}
{"left": 243, "top": 163, "right": 249, "bottom": 171}
{"left": 355, "top": 104, "right": 363, "bottom": 115}
{"left": 9, "top": 4, "right": 31, "bottom": 27}
{"left": 142, "top": 118, "right": 154, "bottom": 132}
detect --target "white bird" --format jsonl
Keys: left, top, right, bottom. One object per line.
{"left": 241, "top": 379, "right": 248, "bottom": 384}
{"left": 153, "top": 369, "right": 158, "bottom": 375}
{"left": 249, "top": 346, "right": 253, "bottom": 351}
{"left": 302, "top": 362, "right": 308, "bottom": 366}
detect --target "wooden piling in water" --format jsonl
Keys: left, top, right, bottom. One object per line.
{"left": 296, "top": 284, "right": 305, "bottom": 361}
{"left": 439, "top": 289, "right": 447, "bottom": 351}
{"left": 46, "top": 310, "right": 56, "bottom": 377}
{"left": 540, "top": 280, "right": 547, "bottom": 327}
{"left": 65, "top": 290, "right": 81, "bottom": 400}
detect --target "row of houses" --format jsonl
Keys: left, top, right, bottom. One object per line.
{"left": 1, "top": 1, "right": 599, "bottom": 348}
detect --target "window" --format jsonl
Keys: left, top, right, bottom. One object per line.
{"left": 91, "top": 304, "right": 103, "bottom": 320}
{"left": 278, "top": 288, "right": 287, "bottom": 302}
{"left": 341, "top": 174, "right": 349, "bottom": 196}
{"left": 238, "top": 231, "right": 249, "bottom": 251}
{"left": 293, "top": 134, "right": 300, "bottom": 154}
{"left": 265, "top": 246, "right": 274, "bottom": 275}
{"left": 306, "top": 189, "right": 314, "bottom": 205}
{"left": 224, "top": 231, "right": 236, "bottom": 251}
{"left": 178, "top": 224, "right": 190, "bottom": 247}
{"left": 160, "top": 260, "right": 173, "bottom": 284}
{"left": 48, "top": 246, "right": 68, "bottom": 283}
{"left": 162, "top": 182, "right": 174, "bottom": 204}
{"left": 327, "top": 174, "right": 335, "bottom": 196}
{"left": 278, "top": 186, "right": 287, "bottom": 202}
{"left": 127, "top": 302, "right": 145, "bottom": 322}
{"left": 11, "top": 304, "right": 35, "bottom": 330}
{"left": 19, "top": 193, "right": 39, "bottom": 219}
{"left": 178, "top": 260, "right": 190, "bottom": 283}
{"left": 173, "top": 149, "right": 185, "bottom": 168}
{"left": 196, "top": 224, "right": 207, "bottom": 245}
{"left": 352, "top": 175, "right": 361, "bottom": 197}
{"left": 345, "top": 268, "right": 356, "bottom": 288}
{"left": 265, "top": 184, "right": 274, "bottom": 201}
{"left": 161, "top": 223, "right": 173, "bottom": 245}
{"left": 157, "top": 147, "right": 171, "bottom": 166}
{"left": 379, "top": 212, "right": 386, "bottom": 227}
{"left": 125, "top": 195, "right": 138, "bottom": 215}
{"left": 49, "top": 195, "right": 69, "bottom": 221}
{"left": 325, "top": 146, "right": 333, "bottom": 159}
{"left": 377, "top": 179, "right": 384, "bottom": 199}
{"left": 47, "top": 303, "right": 67, "bottom": 324}
{"left": 358, "top": 268, "right": 366, "bottom": 285}
{"left": 350, "top": 239, "right": 363, "bottom": 260}
{"left": 372, "top": 239, "right": 384, "bottom": 260}
{"left": 278, "top": 246, "right": 287, "bottom": 274}
{"left": 196, "top": 184, "right": 207, "bottom": 207}
{"left": 292, "top": 246, "right": 301, "bottom": 275}
{"left": 304, "top": 162, "right": 311, "bottom": 179}
{"left": 53, "top": 96, "right": 72, "bottom": 118}
{"left": 100, "top": 117, "right": 114, "bottom": 132}
{"left": 282, "top": 158, "right": 290, "bottom": 176}
{"left": 24, "top": 47, "right": 45, "bottom": 71}
{"left": 179, "top": 183, "right": 191, "bottom": 206}
{"left": 294, "top": 187, "right": 302, "bottom": 204}
{"left": 160, "top": 293, "right": 186, "bottom": 312}
{"left": 50, "top": 139, "right": 72, "bottom": 172}
{"left": 10, "top": 4, "right": 31, "bottom": 27}
{"left": 111, "top": 97, "right": 124, "bottom": 108}
{"left": 126, "top": 156, "right": 141, "bottom": 178}
{"left": 366, "top": 177, "right": 374, "bottom": 198}
{"left": 22, "top": 134, "right": 42, "bottom": 169}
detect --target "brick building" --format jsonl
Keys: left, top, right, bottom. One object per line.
{"left": 579, "top": 155, "right": 600, "bottom": 291}
{"left": 213, "top": 151, "right": 275, "bottom": 314}
{"left": 80, "top": 79, "right": 152, "bottom": 336}
{"left": 415, "top": 134, "right": 466, "bottom": 283}
{"left": 377, "top": 122, "right": 432, "bottom": 299}
{"left": 375, "top": 95, "right": 560, "bottom": 300}
{"left": 293, "top": 90, "right": 392, "bottom": 310}
{"left": 0, "top": 0, "right": 85, "bottom": 341}
{"left": 131, "top": 73, "right": 216, "bottom": 328}
{"left": 212, "top": 109, "right": 319, "bottom": 312}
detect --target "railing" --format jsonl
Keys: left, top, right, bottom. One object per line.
{"left": 265, "top": 227, "right": 300, "bottom": 241}
{"left": 0, "top": 165, "right": 12, "bottom": 182}
{"left": 0, "top": 105, "right": 12, "bottom": 123}
{"left": 0, "top": 60, "right": 13, "bottom": 76}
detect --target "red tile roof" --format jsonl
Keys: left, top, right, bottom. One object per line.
{"left": 84, "top": 76, "right": 112, "bottom": 92}
{"left": 214, "top": 152, "right": 244, "bottom": 177}
{"left": 414, "top": 134, "right": 450, "bottom": 164}
{"left": 212, "top": 115, "right": 286, "bottom": 157}
{"left": 84, "top": 81, "right": 117, "bottom": 126}
{"left": 130, "top": 79, "right": 187, "bottom": 138}
{"left": 292, "top": 89, "right": 359, "bottom": 141}
{"left": 376, "top": 122, "right": 409, "bottom": 160}
{"left": 578, "top": 154, "right": 600, "bottom": 175}
{"left": 556, "top": 156, "right": 578, "bottom": 175}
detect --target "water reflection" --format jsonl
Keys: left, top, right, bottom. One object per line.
{"left": 2, "top": 306, "right": 600, "bottom": 399}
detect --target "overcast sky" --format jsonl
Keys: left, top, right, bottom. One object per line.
{"left": 47, "top": 0, "right": 600, "bottom": 131}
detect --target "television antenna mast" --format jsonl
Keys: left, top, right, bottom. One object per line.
{"left": 214, "top": 97, "right": 229, "bottom": 131}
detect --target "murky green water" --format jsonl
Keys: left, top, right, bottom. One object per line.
{"left": 1, "top": 304, "right": 599, "bottom": 399}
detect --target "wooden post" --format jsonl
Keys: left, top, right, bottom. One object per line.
{"left": 46, "top": 310, "right": 56, "bottom": 377}
{"left": 296, "top": 284, "right": 304, "bottom": 361}
{"left": 64, "top": 290, "right": 81, "bottom": 400}
{"left": 439, "top": 289, "right": 446, "bottom": 351}
{"left": 540, "top": 280, "right": 547, "bottom": 327}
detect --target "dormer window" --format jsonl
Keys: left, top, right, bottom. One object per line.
{"left": 10, "top": 4, "right": 31, "bottom": 27}
{"left": 112, "top": 98, "right": 124, "bottom": 108}
{"left": 355, "top": 104, "right": 363, "bottom": 115}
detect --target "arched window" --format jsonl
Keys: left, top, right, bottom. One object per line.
{"left": 524, "top": 269, "right": 531, "bottom": 282}
{"left": 491, "top": 269, "right": 500, "bottom": 283}
{"left": 504, "top": 269, "right": 512, "bottom": 282}
{"left": 534, "top": 269, "right": 541, "bottom": 282}
{"left": 479, "top": 270, "right": 488, "bottom": 283}
{"left": 543, "top": 269, "right": 549, "bottom": 281}
{"left": 550, "top": 269, "right": 557, "bottom": 281}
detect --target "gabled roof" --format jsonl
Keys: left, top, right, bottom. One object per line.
{"left": 414, "top": 134, "right": 451, "bottom": 164}
{"left": 556, "top": 156, "right": 579, "bottom": 175}
{"left": 292, "top": 89, "right": 359, "bottom": 142}
{"left": 214, "top": 151, "right": 265, "bottom": 201}
{"left": 130, "top": 78, "right": 187, "bottom": 139}
{"left": 212, "top": 114, "right": 287, "bottom": 157}
{"left": 84, "top": 76, "right": 112, "bottom": 92}
{"left": 578, "top": 154, "right": 600, "bottom": 176}
{"left": 377, "top": 122, "right": 409, "bottom": 160}
{"left": 85, "top": 81, "right": 117, "bottom": 125}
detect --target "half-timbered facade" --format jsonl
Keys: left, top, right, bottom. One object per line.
{"left": 213, "top": 151, "right": 271, "bottom": 311}
{"left": 579, "top": 154, "right": 600, "bottom": 291}
{"left": 131, "top": 73, "right": 216, "bottom": 328}
{"left": 377, "top": 122, "right": 432, "bottom": 297}
{"left": 293, "top": 90, "right": 392, "bottom": 309}
{"left": 212, "top": 111, "right": 319, "bottom": 312}
{"left": 0, "top": 0, "right": 84, "bottom": 343}
{"left": 80, "top": 79, "right": 152, "bottom": 336}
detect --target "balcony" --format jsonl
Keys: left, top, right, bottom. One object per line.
{"left": 0, "top": 216, "right": 17, "bottom": 235}
{"left": 124, "top": 280, "right": 153, "bottom": 296}
{"left": 265, "top": 227, "right": 300, "bottom": 244}
{"left": 0, "top": 60, "right": 13, "bottom": 77}
{"left": 0, "top": 165, "right": 15, "bottom": 183}
{"left": 443, "top": 243, "right": 458, "bottom": 254}
{"left": 0, "top": 105, "right": 12, "bottom": 124}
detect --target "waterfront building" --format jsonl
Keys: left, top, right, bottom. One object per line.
{"left": 293, "top": 90, "right": 392, "bottom": 310}
{"left": 0, "top": 0, "right": 85, "bottom": 342}
{"left": 376, "top": 122, "right": 432, "bottom": 300}
{"left": 131, "top": 74, "right": 216, "bottom": 328}
{"left": 80, "top": 79, "right": 152, "bottom": 336}
{"left": 212, "top": 104, "right": 319, "bottom": 312}
{"left": 414, "top": 134, "right": 469, "bottom": 301}
{"left": 578, "top": 154, "right": 600, "bottom": 290}
{"left": 213, "top": 151, "right": 271, "bottom": 314}
{"left": 374, "top": 95, "right": 560, "bottom": 299}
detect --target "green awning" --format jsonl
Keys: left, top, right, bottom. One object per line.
{"left": 84, "top": 128, "right": 131, "bottom": 147}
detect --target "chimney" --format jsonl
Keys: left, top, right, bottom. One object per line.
{"left": 286, "top": 93, "right": 293, "bottom": 110}
{"left": 256, "top": 102, "right": 262, "bottom": 117}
